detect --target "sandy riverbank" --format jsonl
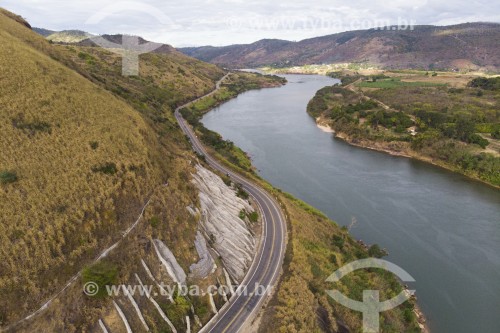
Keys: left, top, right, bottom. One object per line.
{"left": 315, "top": 117, "right": 336, "bottom": 133}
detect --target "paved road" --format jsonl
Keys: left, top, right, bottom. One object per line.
{"left": 175, "top": 74, "right": 287, "bottom": 333}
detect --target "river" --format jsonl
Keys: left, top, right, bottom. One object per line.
{"left": 201, "top": 74, "right": 500, "bottom": 333}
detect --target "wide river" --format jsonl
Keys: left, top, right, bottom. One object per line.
{"left": 202, "top": 74, "right": 500, "bottom": 333}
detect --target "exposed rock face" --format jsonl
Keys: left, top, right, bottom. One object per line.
{"left": 189, "top": 231, "right": 217, "bottom": 279}
{"left": 152, "top": 239, "right": 187, "bottom": 285}
{"left": 191, "top": 165, "right": 256, "bottom": 282}
{"left": 186, "top": 205, "right": 200, "bottom": 217}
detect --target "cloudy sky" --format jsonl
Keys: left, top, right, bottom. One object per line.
{"left": 2, "top": 0, "right": 499, "bottom": 47}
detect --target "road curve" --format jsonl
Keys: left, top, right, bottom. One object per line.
{"left": 175, "top": 74, "right": 287, "bottom": 333}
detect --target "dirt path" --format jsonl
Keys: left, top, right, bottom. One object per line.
{"left": 345, "top": 78, "right": 395, "bottom": 111}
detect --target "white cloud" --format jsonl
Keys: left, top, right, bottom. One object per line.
{"left": 2, "top": 0, "right": 499, "bottom": 46}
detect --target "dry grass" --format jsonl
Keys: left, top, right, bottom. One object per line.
{"left": 0, "top": 10, "right": 164, "bottom": 321}
{"left": 0, "top": 9, "right": 215, "bottom": 327}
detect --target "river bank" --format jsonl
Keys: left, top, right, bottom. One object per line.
{"left": 307, "top": 74, "right": 500, "bottom": 189}
{"left": 315, "top": 118, "right": 500, "bottom": 190}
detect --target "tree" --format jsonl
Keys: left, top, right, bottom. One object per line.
{"left": 467, "top": 77, "right": 500, "bottom": 90}
{"left": 469, "top": 134, "right": 489, "bottom": 149}
{"left": 161, "top": 294, "right": 191, "bottom": 327}
{"left": 455, "top": 117, "right": 475, "bottom": 142}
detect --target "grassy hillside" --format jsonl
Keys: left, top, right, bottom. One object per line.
{"left": 57, "top": 38, "right": 224, "bottom": 112}
{"left": 0, "top": 5, "right": 146, "bottom": 317}
{"left": 0, "top": 8, "right": 213, "bottom": 328}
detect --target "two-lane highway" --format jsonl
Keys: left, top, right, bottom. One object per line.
{"left": 175, "top": 74, "right": 287, "bottom": 332}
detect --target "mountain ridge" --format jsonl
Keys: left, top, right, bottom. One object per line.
{"left": 180, "top": 22, "right": 500, "bottom": 72}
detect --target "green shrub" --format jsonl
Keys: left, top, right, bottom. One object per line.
{"left": 150, "top": 216, "right": 160, "bottom": 228}
{"left": 91, "top": 162, "right": 117, "bottom": 175}
{"left": 368, "top": 244, "right": 388, "bottom": 258}
{"left": 235, "top": 184, "right": 249, "bottom": 199}
{"left": 248, "top": 211, "right": 258, "bottom": 222}
{"left": 161, "top": 294, "right": 191, "bottom": 328}
{"left": 89, "top": 141, "right": 99, "bottom": 150}
{"left": 0, "top": 170, "right": 18, "bottom": 184}
{"left": 208, "top": 233, "right": 216, "bottom": 245}
{"left": 467, "top": 77, "right": 500, "bottom": 90}
{"left": 492, "top": 128, "right": 500, "bottom": 139}
{"left": 403, "top": 307, "right": 416, "bottom": 323}
{"left": 82, "top": 261, "right": 118, "bottom": 298}
{"left": 469, "top": 134, "right": 489, "bottom": 149}
{"left": 475, "top": 123, "right": 498, "bottom": 133}
{"left": 332, "top": 234, "right": 344, "bottom": 249}
{"left": 221, "top": 174, "right": 231, "bottom": 186}
{"left": 12, "top": 116, "right": 52, "bottom": 135}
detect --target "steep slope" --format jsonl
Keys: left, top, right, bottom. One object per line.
{"left": 0, "top": 8, "right": 218, "bottom": 330}
{"left": 0, "top": 6, "right": 163, "bottom": 322}
{"left": 181, "top": 23, "right": 500, "bottom": 71}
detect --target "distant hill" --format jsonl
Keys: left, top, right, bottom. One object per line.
{"left": 46, "top": 29, "right": 93, "bottom": 43}
{"left": 33, "top": 27, "right": 92, "bottom": 42}
{"left": 180, "top": 23, "right": 500, "bottom": 72}
{"left": 32, "top": 27, "right": 54, "bottom": 36}
{"left": 76, "top": 33, "right": 176, "bottom": 54}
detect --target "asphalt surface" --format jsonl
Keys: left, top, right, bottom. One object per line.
{"left": 175, "top": 74, "right": 287, "bottom": 333}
